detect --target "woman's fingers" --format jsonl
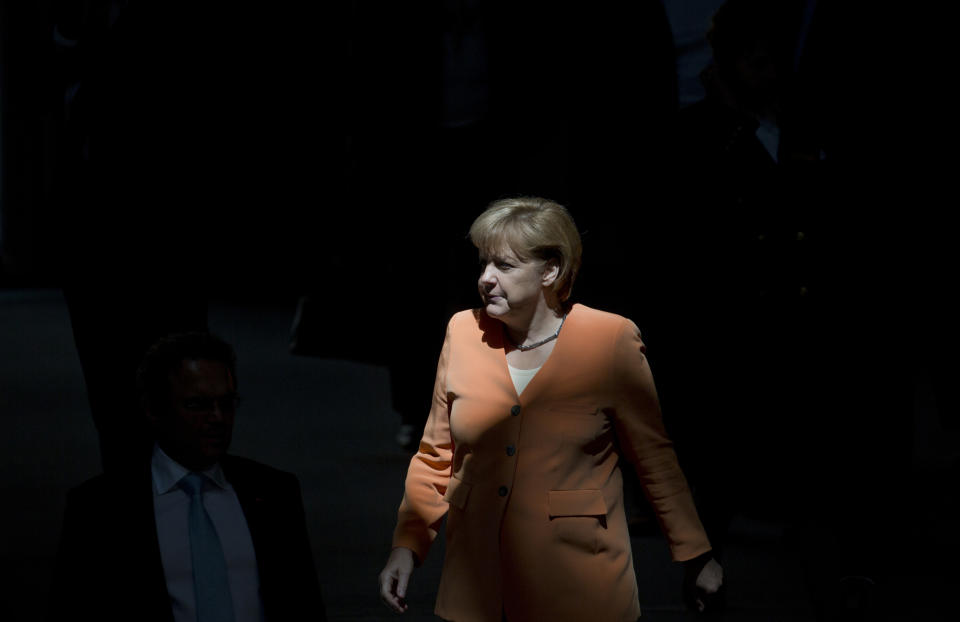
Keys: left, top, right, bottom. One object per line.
{"left": 696, "top": 558, "right": 724, "bottom": 594}
{"left": 379, "top": 547, "right": 416, "bottom": 613}
{"left": 379, "top": 568, "right": 406, "bottom": 613}
{"left": 396, "top": 565, "right": 410, "bottom": 600}
{"left": 379, "top": 572, "right": 405, "bottom": 613}
{"left": 694, "top": 558, "right": 725, "bottom": 613}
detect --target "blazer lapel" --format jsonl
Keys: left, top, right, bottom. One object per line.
{"left": 480, "top": 305, "right": 579, "bottom": 406}
{"left": 475, "top": 309, "right": 520, "bottom": 400}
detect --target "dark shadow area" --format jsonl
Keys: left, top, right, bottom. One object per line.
{"left": 1, "top": 1, "right": 955, "bottom": 621}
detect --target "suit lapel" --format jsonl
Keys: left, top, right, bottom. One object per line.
{"left": 221, "top": 457, "right": 272, "bottom": 590}
{"left": 222, "top": 456, "right": 262, "bottom": 535}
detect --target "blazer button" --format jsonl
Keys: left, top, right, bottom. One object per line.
{"left": 498, "top": 486, "right": 508, "bottom": 497}
{"left": 506, "top": 445, "right": 516, "bottom": 456}
{"left": 510, "top": 405, "right": 521, "bottom": 416}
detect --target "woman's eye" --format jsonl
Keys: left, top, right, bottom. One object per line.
{"left": 496, "top": 262, "right": 512, "bottom": 270}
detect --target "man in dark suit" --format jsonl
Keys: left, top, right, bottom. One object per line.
{"left": 49, "top": 332, "right": 326, "bottom": 621}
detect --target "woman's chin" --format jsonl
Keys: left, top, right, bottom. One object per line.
{"left": 484, "top": 302, "right": 508, "bottom": 318}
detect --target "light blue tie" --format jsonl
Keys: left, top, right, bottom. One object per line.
{"left": 180, "top": 472, "right": 236, "bottom": 622}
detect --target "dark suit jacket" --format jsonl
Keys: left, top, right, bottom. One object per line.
{"left": 48, "top": 455, "right": 326, "bottom": 621}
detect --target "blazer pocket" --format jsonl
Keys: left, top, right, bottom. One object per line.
{"left": 442, "top": 475, "right": 472, "bottom": 510}
{"left": 548, "top": 489, "right": 607, "bottom": 518}
{"left": 548, "top": 489, "right": 608, "bottom": 555}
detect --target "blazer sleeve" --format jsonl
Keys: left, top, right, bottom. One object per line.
{"left": 391, "top": 314, "right": 455, "bottom": 562}
{"left": 608, "top": 318, "right": 712, "bottom": 562}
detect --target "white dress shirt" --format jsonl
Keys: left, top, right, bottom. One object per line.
{"left": 151, "top": 444, "right": 265, "bottom": 622}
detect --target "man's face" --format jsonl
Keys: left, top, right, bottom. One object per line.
{"left": 152, "top": 358, "right": 236, "bottom": 471}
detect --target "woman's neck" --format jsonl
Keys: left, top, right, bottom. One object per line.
{"left": 503, "top": 297, "right": 565, "bottom": 347}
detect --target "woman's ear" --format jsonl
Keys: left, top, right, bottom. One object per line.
{"left": 541, "top": 259, "right": 560, "bottom": 287}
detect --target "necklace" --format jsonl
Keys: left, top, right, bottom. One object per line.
{"left": 508, "top": 313, "right": 567, "bottom": 351}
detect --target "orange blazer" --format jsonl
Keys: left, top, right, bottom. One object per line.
{"left": 392, "top": 304, "right": 711, "bottom": 621}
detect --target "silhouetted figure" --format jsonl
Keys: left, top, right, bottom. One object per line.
{"left": 49, "top": 0, "right": 217, "bottom": 471}
{"left": 657, "top": 0, "right": 824, "bottom": 549}
{"left": 49, "top": 332, "right": 326, "bottom": 621}
{"left": 50, "top": 1, "right": 339, "bottom": 470}
{"left": 659, "top": 2, "right": 914, "bottom": 619}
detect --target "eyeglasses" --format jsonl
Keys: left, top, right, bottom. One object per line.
{"left": 181, "top": 395, "right": 240, "bottom": 413}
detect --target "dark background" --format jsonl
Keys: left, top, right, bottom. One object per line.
{"left": 1, "top": 1, "right": 955, "bottom": 620}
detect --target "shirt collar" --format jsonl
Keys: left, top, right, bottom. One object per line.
{"left": 151, "top": 443, "right": 228, "bottom": 495}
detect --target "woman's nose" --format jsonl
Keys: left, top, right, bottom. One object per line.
{"left": 479, "top": 263, "right": 496, "bottom": 284}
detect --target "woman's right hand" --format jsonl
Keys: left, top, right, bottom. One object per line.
{"left": 379, "top": 546, "right": 417, "bottom": 613}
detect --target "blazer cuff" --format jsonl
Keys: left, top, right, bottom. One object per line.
{"left": 392, "top": 527, "right": 433, "bottom": 565}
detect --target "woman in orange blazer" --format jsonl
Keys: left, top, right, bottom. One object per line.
{"left": 379, "top": 197, "right": 723, "bottom": 621}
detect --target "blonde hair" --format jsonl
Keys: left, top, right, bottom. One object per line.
{"left": 469, "top": 197, "right": 582, "bottom": 304}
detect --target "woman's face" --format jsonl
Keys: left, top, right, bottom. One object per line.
{"left": 477, "top": 247, "right": 551, "bottom": 321}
